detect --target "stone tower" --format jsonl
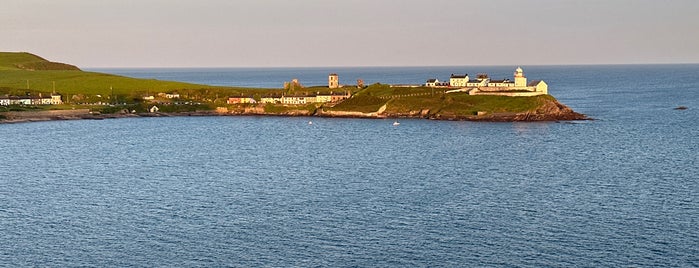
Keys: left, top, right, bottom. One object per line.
{"left": 329, "top": 73, "right": 339, "bottom": 89}
{"left": 514, "top": 67, "right": 527, "bottom": 88}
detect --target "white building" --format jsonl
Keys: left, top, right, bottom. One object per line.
{"left": 51, "top": 94, "right": 63, "bottom": 105}
{"left": 449, "top": 74, "right": 469, "bottom": 87}
{"left": 425, "top": 79, "right": 440, "bottom": 87}
{"left": 467, "top": 67, "right": 549, "bottom": 96}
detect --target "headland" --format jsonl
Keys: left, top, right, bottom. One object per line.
{"left": 0, "top": 52, "right": 587, "bottom": 124}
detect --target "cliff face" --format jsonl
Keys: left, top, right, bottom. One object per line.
{"left": 523, "top": 97, "right": 587, "bottom": 121}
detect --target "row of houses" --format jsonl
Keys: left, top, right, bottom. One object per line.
{"left": 143, "top": 92, "right": 181, "bottom": 100}
{"left": 428, "top": 74, "right": 510, "bottom": 88}
{"left": 0, "top": 94, "right": 63, "bottom": 106}
{"left": 228, "top": 92, "right": 351, "bottom": 105}
{"left": 428, "top": 67, "right": 548, "bottom": 96}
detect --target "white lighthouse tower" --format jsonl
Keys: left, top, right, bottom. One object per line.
{"left": 514, "top": 67, "right": 527, "bottom": 88}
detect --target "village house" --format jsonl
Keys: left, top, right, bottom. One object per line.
{"left": 10, "top": 96, "right": 32, "bottom": 105}
{"left": 467, "top": 74, "right": 490, "bottom": 87}
{"left": 282, "top": 95, "right": 314, "bottom": 105}
{"left": 425, "top": 79, "right": 439, "bottom": 87}
{"left": 0, "top": 94, "right": 62, "bottom": 106}
{"left": 157, "top": 92, "right": 180, "bottom": 99}
{"left": 253, "top": 91, "right": 350, "bottom": 105}
{"left": 449, "top": 74, "right": 469, "bottom": 87}
{"left": 329, "top": 91, "right": 351, "bottom": 102}
{"left": 425, "top": 79, "right": 450, "bottom": 87}
{"left": 526, "top": 80, "right": 548, "bottom": 93}
{"left": 487, "top": 79, "right": 515, "bottom": 88}
{"left": 40, "top": 95, "right": 52, "bottom": 105}
{"left": 227, "top": 96, "right": 256, "bottom": 104}
{"left": 315, "top": 94, "right": 333, "bottom": 103}
{"left": 51, "top": 94, "right": 63, "bottom": 105}
{"left": 261, "top": 96, "right": 283, "bottom": 104}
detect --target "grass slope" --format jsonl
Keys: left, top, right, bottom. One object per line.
{"left": 0, "top": 52, "right": 279, "bottom": 101}
{"left": 0, "top": 52, "right": 80, "bottom": 71}
{"left": 334, "top": 83, "right": 550, "bottom": 117}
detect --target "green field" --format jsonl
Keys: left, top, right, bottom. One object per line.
{"left": 353, "top": 83, "right": 438, "bottom": 97}
{"left": 0, "top": 52, "right": 280, "bottom": 104}
{"left": 0, "top": 52, "right": 80, "bottom": 71}
{"left": 329, "top": 82, "right": 549, "bottom": 116}
{"left": 326, "top": 94, "right": 388, "bottom": 113}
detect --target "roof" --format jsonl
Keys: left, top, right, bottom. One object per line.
{"left": 450, "top": 74, "right": 468, "bottom": 78}
{"left": 489, "top": 79, "right": 512, "bottom": 83}
{"left": 467, "top": 79, "right": 482, "bottom": 83}
{"left": 426, "top": 79, "right": 438, "bottom": 83}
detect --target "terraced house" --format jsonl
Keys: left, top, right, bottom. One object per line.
{"left": 0, "top": 93, "right": 63, "bottom": 105}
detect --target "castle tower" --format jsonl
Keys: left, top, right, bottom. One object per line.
{"left": 514, "top": 67, "right": 527, "bottom": 88}
{"left": 329, "top": 73, "right": 339, "bottom": 89}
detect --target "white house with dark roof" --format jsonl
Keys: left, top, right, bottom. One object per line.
{"left": 425, "top": 78, "right": 440, "bottom": 87}
{"left": 527, "top": 80, "right": 548, "bottom": 94}
{"left": 449, "top": 74, "right": 469, "bottom": 87}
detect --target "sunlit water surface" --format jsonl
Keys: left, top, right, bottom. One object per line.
{"left": 2, "top": 65, "right": 698, "bottom": 266}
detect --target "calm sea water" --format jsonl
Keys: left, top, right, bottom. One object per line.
{"left": 2, "top": 65, "right": 698, "bottom": 267}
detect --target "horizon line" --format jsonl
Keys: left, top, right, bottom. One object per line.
{"left": 82, "top": 62, "right": 699, "bottom": 69}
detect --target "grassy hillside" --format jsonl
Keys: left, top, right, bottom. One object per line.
{"left": 0, "top": 52, "right": 80, "bottom": 71}
{"left": 329, "top": 83, "right": 553, "bottom": 117}
{"left": 353, "top": 83, "right": 436, "bottom": 97}
{"left": 0, "top": 52, "right": 279, "bottom": 102}
{"left": 327, "top": 94, "right": 388, "bottom": 113}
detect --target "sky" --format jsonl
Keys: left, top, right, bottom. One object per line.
{"left": 2, "top": 0, "right": 698, "bottom": 68}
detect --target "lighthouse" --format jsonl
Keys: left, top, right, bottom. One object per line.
{"left": 514, "top": 67, "right": 527, "bottom": 88}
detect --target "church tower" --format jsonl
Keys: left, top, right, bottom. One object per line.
{"left": 514, "top": 67, "right": 527, "bottom": 88}
{"left": 329, "top": 73, "right": 339, "bottom": 89}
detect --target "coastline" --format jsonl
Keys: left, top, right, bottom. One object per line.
{"left": 0, "top": 101, "right": 588, "bottom": 124}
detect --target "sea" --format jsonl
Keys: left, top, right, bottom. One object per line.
{"left": 2, "top": 65, "right": 698, "bottom": 267}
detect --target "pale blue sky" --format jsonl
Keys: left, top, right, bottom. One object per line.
{"left": 2, "top": 0, "right": 698, "bottom": 67}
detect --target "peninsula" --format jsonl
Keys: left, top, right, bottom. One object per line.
{"left": 0, "top": 52, "right": 587, "bottom": 123}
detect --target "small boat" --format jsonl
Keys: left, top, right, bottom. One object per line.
{"left": 308, "top": 121, "right": 313, "bottom": 125}
{"left": 392, "top": 121, "right": 400, "bottom": 126}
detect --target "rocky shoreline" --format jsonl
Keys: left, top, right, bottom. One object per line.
{"left": 1, "top": 100, "right": 588, "bottom": 124}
